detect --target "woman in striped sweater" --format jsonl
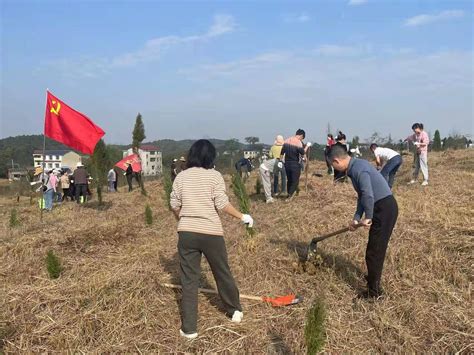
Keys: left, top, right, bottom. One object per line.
{"left": 170, "top": 139, "right": 254, "bottom": 340}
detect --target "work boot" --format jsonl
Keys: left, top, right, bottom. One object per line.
{"left": 358, "top": 281, "right": 384, "bottom": 300}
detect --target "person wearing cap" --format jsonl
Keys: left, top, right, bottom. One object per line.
{"left": 125, "top": 163, "right": 134, "bottom": 192}
{"left": 280, "top": 129, "right": 311, "bottom": 200}
{"left": 42, "top": 169, "right": 56, "bottom": 211}
{"left": 177, "top": 156, "right": 187, "bottom": 174}
{"left": 72, "top": 162, "right": 88, "bottom": 203}
{"left": 171, "top": 158, "right": 178, "bottom": 181}
{"left": 370, "top": 144, "right": 402, "bottom": 189}
{"left": 329, "top": 144, "right": 398, "bottom": 299}
{"left": 269, "top": 135, "right": 286, "bottom": 196}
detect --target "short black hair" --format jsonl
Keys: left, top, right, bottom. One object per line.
{"left": 336, "top": 131, "right": 346, "bottom": 141}
{"left": 296, "top": 129, "right": 306, "bottom": 139}
{"left": 186, "top": 139, "right": 216, "bottom": 169}
{"left": 329, "top": 144, "right": 349, "bottom": 161}
{"left": 370, "top": 143, "right": 378, "bottom": 150}
{"left": 412, "top": 123, "right": 424, "bottom": 130}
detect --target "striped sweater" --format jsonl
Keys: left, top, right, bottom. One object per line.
{"left": 170, "top": 167, "right": 230, "bottom": 236}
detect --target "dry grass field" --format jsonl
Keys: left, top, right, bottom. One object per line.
{"left": 1, "top": 150, "right": 473, "bottom": 353}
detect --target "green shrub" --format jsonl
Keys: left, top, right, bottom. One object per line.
{"left": 9, "top": 208, "right": 20, "bottom": 228}
{"left": 305, "top": 298, "right": 326, "bottom": 354}
{"left": 46, "top": 250, "right": 63, "bottom": 279}
{"left": 145, "top": 204, "right": 153, "bottom": 225}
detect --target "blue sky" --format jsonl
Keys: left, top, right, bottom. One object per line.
{"left": 1, "top": 0, "right": 472, "bottom": 145}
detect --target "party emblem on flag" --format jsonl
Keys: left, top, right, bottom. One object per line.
{"left": 50, "top": 100, "right": 61, "bottom": 115}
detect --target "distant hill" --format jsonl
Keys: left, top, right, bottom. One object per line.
{"left": 0, "top": 135, "right": 324, "bottom": 177}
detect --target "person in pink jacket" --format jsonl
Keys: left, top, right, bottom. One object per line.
{"left": 405, "top": 123, "right": 429, "bottom": 186}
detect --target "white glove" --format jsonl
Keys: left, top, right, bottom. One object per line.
{"left": 306, "top": 142, "right": 312, "bottom": 147}
{"left": 414, "top": 142, "right": 420, "bottom": 146}
{"left": 241, "top": 214, "right": 254, "bottom": 228}
{"left": 277, "top": 162, "right": 283, "bottom": 169}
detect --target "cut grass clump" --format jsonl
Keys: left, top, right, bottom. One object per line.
{"left": 145, "top": 204, "right": 153, "bottom": 225}
{"left": 46, "top": 250, "right": 63, "bottom": 279}
{"left": 9, "top": 208, "right": 20, "bottom": 228}
{"left": 305, "top": 298, "right": 326, "bottom": 354}
{"left": 231, "top": 174, "right": 256, "bottom": 237}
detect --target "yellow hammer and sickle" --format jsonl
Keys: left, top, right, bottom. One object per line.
{"left": 50, "top": 100, "right": 61, "bottom": 115}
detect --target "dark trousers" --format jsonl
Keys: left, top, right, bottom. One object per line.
{"left": 126, "top": 174, "right": 133, "bottom": 191}
{"left": 75, "top": 184, "right": 88, "bottom": 203}
{"left": 380, "top": 155, "right": 402, "bottom": 189}
{"left": 324, "top": 148, "right": 333, "bottom": 174}
{"left": 62, "top": 188, "right": 70, "bottom": 201}
{"left": 334, "top": 169, "right": 347, "bottom": 183}
{"left": 114, "top": 180, "right": 118, "bottom": 191}
{"left": 366, "top": 195, "right": 398, "bottom": 293}
{"left": 285, "top": 161, "right": 301, "bottom": 196}
{"left": 273, "top": 161, "right": 286, "bottom": 194}
{"left": 178, "top": 232, "right": 241, "bottom": 333}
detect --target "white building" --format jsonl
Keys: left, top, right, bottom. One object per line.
{"left": 33, "top": 150, "right": 82, "bottom": 171}
{"left": 243, "top": 150, "right": 259, "bottom": 159}
{"left": 123, "top": 145, "right": 162, "bottom": 176}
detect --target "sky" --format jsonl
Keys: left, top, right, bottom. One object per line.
{"left": 1, "top": 0, "right": 473, "bottom": 145}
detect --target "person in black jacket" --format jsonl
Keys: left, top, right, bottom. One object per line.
{"left": 125, "top": 163, "right": 133, "bottom": 192}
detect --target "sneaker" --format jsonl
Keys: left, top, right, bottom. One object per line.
{"left": 231, "top": 310, "right": 243, "bottom": 323}
{"left": 407, "top": 180, "right": 416, "bottom": 185}
{"left": 266, "top": 198, "right": 274, "bottom": 204}
{"left": 179, "top": 329, "right": 198, "bottom": 340}
{"left": 421, "top": 181, "right": 429, "bottom": 186}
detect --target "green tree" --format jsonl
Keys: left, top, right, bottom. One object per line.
{"left": 432, "top": 130, "right": 442, "bottom": 151}
{"left": 244, "top": 136, "right": 260, "bottom": 145}
{"left": 351, "top": 136, "right": 360, "bottom": 147}
{"left": 45, "top": 250, "right": 63, "bottom": 279}
{"left": 131, "top": 113, "right": 147, "bottom": 196}
{"left": 132, "top": 113, "right": 146, "bottom": 153}
{"left": 92, "top": 139, "right": 108, "bottom": 205}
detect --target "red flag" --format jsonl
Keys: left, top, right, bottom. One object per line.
{"left": 115, "top": 154, "right": 142, "bottom": 173}
{"left": 44, "top": 91, "right": 105, "bottom": 155}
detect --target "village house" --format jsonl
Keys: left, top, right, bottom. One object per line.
{"left": 32, "top": 150, "right": 82, "bottom": 171}
{"left": 123, "top": 145, "right": 163, "bottom": 176}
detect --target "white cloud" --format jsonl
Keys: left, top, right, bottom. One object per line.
{"left": 112, "top": 14, "right": 236, "bottom": 67}
{"left": 45, "top": 14, "right": 236, "bottom": 76}
{"left": 283, "top": 13, "right": 311, "bottom": 23}
{"left": 348, "top": 0, "right": 368, "bottom": 6}
{"left": 313, "top": 44, "right": 370, "bottom": 56}
{"left": 404, "top": 10, "right": 464, "bottom": 27}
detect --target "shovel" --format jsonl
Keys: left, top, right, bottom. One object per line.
{"left": 306, "top": 225, "right": 363, "bottom": 262}
{"left": 162, "top": 283, "right": 303, "bottom": 307}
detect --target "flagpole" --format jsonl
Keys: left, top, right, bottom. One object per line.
{"left": 40, "top": 89, "right": 49, "bottom": 221}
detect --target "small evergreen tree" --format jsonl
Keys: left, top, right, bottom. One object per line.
{"left": 92, "top": 139, "right": 108, "bottom": 205}
{"left": 46, "top": 250, "right": 63, "bottom": 279}
{"left": 163, "top": 173, "right": 173, "bottom": 210}
{"left": 132, "top": 113, "right": 147, "bottom": 196}
{"left": 433, "top": 130, "right": 442, "bottom": 151}
{"left": 145, "top": 204, "right": 153, "bottom": 225}
{"left": 231, "top": 174, "right": 255, "bottom": 237}
{"left": 305, "top": 298, "right": 326, "bottom": 354}
{"left": 255, "top": 178, "right": 262, "bottom": 195}
{"left": 132, "top": 113, "right": 146, "bottom": 152}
